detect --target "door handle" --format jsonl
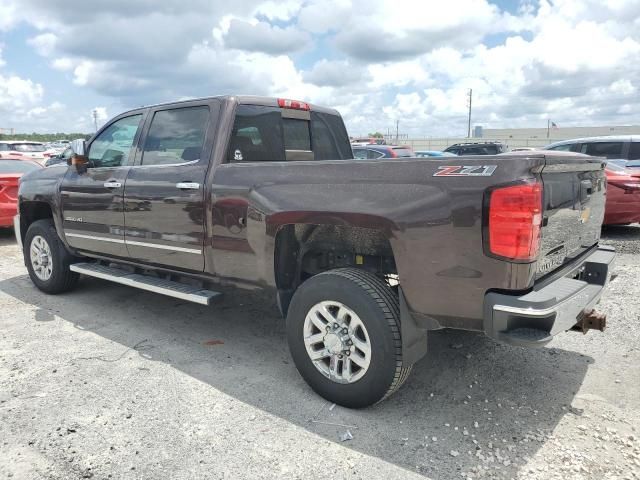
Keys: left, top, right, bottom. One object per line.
{"left": 176, "top": 182, "right": 200, "bottom": 190}
{"left": 104, "top": 181, "right": 122, "bottom": 189}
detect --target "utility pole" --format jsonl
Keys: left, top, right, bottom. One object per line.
{"left": 395, "top": 120, "right": 399, "bottom": 143}
{"left": 92, "top": 109, "right": 98, "bottom": 132}
{"left": 466, "top": 88, "right": 473, "bottom": 138}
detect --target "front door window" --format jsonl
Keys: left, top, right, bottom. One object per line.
{"left": 88, "top": 115, "right": 142, "bottom": 168}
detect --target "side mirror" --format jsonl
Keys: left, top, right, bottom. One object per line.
{"left": 70, "top": 139, "right": 88, "bottom": 172}
{"left": 70, "top": 139, "right": 86, "bottom": 156}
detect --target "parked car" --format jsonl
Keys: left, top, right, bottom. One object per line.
{"left": 444, "top": 142, "right": 508, "bottom": 156}
{"left": 0, "top": 159, "right": 43, "bottom": 228}
{"left": 0, "top": 141, "right": 49, "bottom": 163}
{"left": 15, "top": 96, "right": 614, "bottom": 408}
{"left": 627, "top": 160, "right": 640, "bottom": 169}
{"left": 351, "top": 137, "right": 386, "bottom": 146}
{"left": 545, "top": 135, "right": 640, "bottom": 163}
{"left": 414, "top": 150, "right": 457, "bottom": 158}
{"left": 353, "top": 145, "right": 414, "bottom": 159}
{"left": 603, "top": 162, "right": 640, "bottom": 225}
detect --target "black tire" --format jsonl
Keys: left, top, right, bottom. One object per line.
{"left": 23, "top": 219, "right": 79, "bottom": 294}
{"left": 286, "top": 268, "right": 412, "bottom": 408}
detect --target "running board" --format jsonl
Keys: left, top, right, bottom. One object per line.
{"left": 70, "top": 263, "right": 222, "bottom": 306}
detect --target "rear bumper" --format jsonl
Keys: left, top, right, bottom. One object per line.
{"left": 484, "top": 245, "right": 616, "bottom": 347}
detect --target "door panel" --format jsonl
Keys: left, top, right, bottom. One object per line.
{"left": 123, "top": 163, "right": 208, "bottom": 270}
{"left": 61, "top": 113, "right": 144, "bottom": 257}
{"left": 123, "top": 104, "right": 213, "bottom": 272}
{"left": 61, "top": 167, "right": 130, "bottom": 257}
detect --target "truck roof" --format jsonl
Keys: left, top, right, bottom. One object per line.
{"left": 122, "top": 95, "right": 341, "bottom": 116}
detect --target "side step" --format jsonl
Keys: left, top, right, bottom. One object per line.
{"left": 70, "top": 263, "right": 222, "bottom": 306}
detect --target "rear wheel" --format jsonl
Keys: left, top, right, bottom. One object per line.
{"left": 24, "top": 219, "right": 79, "bottom": 294}
{"left": 286, "top": 268, "right": 412, "bottom": 408}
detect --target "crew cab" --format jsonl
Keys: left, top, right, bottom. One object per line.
{"left": 15, "top": 96, "right": 615, "bottom": 408}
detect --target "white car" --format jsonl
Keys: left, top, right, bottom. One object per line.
{"left": 0, "top": 141, "right": 49, "bottom": 163}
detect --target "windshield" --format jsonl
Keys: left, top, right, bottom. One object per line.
{"left": 11, "top": 143, "right": 46, "bottom": 152}
{"left": 0, "top": 160, "right": 41, "bottom": 174}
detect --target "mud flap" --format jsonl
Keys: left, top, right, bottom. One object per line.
{"left": 399, "top": 288, "right": 429, "bottom": 365}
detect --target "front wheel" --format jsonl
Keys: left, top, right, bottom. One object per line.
{"left": 286, "top": 268, "right": 412, "bottom": 408}
{"left": 24, "top": 219, "right": 79, "bottom": 294}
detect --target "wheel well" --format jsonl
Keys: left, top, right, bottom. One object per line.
{"left": 274, "top": 224, "right": 397, "bottom": 312}
{"left": 19, "top": 201, "right": 53, "bottom": 242}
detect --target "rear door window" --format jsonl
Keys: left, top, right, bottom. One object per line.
{"left": 628, "top": 142, "right": 640, "bottom": 160}
{"left": 141, "top": 106, "right": 209, "bottom": 166}
{"left": 583, "top": 142, "right": 624, "bottom": 159}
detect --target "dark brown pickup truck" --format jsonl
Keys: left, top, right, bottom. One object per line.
{"left": 15, "top": 96, "right": 615, "bottom": 407}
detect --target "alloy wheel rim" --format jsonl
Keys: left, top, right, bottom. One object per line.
{"left": 30, "top": 235, "right": 53, "bottom": 281}
{"left": 303, "top": 300, "right": 372, "bottom": 384}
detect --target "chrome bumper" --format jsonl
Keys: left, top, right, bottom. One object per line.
{"left": 13, "top": 214, "right": 22, "bottom": 249}
{"left": 483, "top": 246, "right": 616, "bottom": 347}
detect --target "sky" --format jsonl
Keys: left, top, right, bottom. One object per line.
{"left": 0, "top": 0, "right": 639, "bottom": 136}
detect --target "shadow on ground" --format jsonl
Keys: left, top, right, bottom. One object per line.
{"left": 0, "top": 227, "right": 17, "bottom": 247}
{"left": 0, "top": 267, "right": 592, "bottom": 478}
{"left": 601, "top": 224, "right": 640, "bottom": 254}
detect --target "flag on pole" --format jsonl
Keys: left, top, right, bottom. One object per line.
{"left": 551, "top": 122, "right": 558, "bottom": 128}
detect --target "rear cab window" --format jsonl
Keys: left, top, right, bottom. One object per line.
{"left": 227, "top": 103, "right": 352, "bottom": 162}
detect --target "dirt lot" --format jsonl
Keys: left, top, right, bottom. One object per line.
{"left": 1, "top": 226, "right": 639, "bottom": 480}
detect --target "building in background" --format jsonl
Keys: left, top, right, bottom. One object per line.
{"left": 378, "top": 125, "right": 640, "bottom": 152}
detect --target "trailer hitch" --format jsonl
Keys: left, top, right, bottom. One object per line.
{"left": 571, "top": 309, "right": 607, "bottom": 334}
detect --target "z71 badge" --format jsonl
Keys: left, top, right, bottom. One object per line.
{"left": 433, "top": 165, "right": 497, "bottom": 177}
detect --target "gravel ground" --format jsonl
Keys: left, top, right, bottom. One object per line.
{"left": 0, "top": 225, "right": 639, "bottom": 480}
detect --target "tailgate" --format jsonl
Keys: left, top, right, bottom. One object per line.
{"left": 536, "top": 153, "right": 606, "bottom": 278}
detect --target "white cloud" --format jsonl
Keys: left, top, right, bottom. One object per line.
{"left": 223, "top": 19, "right": 311, "bottom": 54}
{"left": 1, "top": 0, "right": 639, "bottom": 134}
{"left": 253, "top": 0, "right": 301, "bottom": 21}
{"left": 303, "top": 59, "right": 364, "bottom": 87}
{"left": 27, "top": 33, "right": 57, "bottom": 56}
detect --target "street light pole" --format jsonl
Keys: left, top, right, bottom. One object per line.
{"left": 467, "top": 88, "right": 473, "bottom": 138}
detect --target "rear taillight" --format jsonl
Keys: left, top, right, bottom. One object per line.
{"left": 487, "top": 182, "right": 543, "bottom": 262}
{"left": 388, "top": 148, "right": 397, "bottom": 158}
{"left": 277, "top": 98, "right": 310, "bottom": 110}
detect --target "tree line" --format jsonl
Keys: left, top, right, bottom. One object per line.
{"left": 0, "top": 133, "right": 92, "bottom": 142}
